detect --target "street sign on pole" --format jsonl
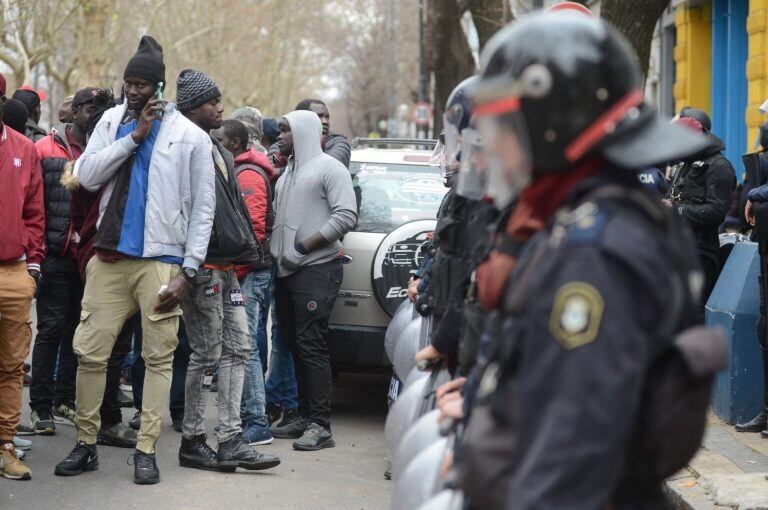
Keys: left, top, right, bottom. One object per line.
{"left": 412, "top": 102, "right": 432, "bottom": 127}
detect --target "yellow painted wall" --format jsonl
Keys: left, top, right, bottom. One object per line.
{"left": 748, "top": 1, "right": 768, "bottom": 149}
{"left": 674, "top": 2, "right": 712, "bottom": 115}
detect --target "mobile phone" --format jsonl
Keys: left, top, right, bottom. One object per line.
{"left": 156, "top": 81, "right": 164, "bottom": 118}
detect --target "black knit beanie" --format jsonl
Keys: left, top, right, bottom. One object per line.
{"left": 176, "top": 69, "right": 221, "bottom": 112}
{"left": 123, "top": 36, "right": 165, "bottom": 86}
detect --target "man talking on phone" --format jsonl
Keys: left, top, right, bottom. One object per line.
{"left": 54, "top": 36, "right": 216, "bottom": 485}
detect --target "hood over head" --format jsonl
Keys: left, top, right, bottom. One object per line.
{"left": 284, "top": 110, "right": 323, "bottom": 165}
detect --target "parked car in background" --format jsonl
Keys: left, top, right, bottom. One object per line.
{"left": 328, "top": 138, "right": 447, "bottom": 371}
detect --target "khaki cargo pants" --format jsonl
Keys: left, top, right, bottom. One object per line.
{"left": 73, "top": 257, "right": 181, "bottom": 453}
{"left": 0, "top": 262, "right": 36, "bottom": 443}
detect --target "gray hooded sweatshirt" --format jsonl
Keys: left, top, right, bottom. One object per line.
{"left": 271, "top": 110, "right": 357, "bottom": 277}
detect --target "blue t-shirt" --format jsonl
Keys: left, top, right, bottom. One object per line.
{"left": 115, "top": 118, "right": 183, "bottom": 265}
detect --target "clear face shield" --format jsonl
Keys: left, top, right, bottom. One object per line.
{"left": 455, "top": 128, "right": 487, "bottom": 201}
{"left": 475, "top": 108, "right": 533, "bottom": 209}
{"left": 429, "top": 133, "right": 459, "bottom": 184}
{"left": 470, "top": 64, "right": 552, "bottom": 209}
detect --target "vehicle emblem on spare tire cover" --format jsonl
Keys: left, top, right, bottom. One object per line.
{"left": 372, "top": 219, "right": 436, "bottom": 316}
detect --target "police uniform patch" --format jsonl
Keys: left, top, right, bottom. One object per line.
{"left": 549, "top": 282, "right": 604, "bottom": 349}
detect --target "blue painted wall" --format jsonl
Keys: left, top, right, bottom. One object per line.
{"left": 707, "top": 242, "right": 764, "bottom": 423}
{"left": 711, "top": 0, "right": 748, "bottom": 182}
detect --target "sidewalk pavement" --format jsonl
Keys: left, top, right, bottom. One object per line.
{"left": 667, "top": 414, "right": 768, "bottom": 510}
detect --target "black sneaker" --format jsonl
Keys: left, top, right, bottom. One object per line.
{"left": 293, "top": 423, "right": 335, "bottom": 451}
{"left": 216, "top": 434, "right": 281, "bottom": 471}
{"left": 270, "top": 410, "right": 307, "bottom": 439}
{"left": 179, "top": 434, "right": 234, "bottom": 472}
{"left": 129, "top": 411, "right": 141, "bottom": 431}
{"left": 31, "top": 409, "right": 56, "bottom": 435}
{"left": 266, "top": 403, "right": 282, "bottom": 424}
{"left": 172, "top": 415, "right": 183, "bottom": 433}
{"left": 54, "top": 441, "right": 98, "bottom": 476}
{"left": 132, "top": 450, "right": 160, "bottom": 485}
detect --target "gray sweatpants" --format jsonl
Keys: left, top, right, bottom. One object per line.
{"left": 181, "top": 268, "right": 250, "bottom": 443}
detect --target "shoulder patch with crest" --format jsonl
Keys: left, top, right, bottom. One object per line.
{"left": 549, "top": 282, "right": 604, "bottom": 349}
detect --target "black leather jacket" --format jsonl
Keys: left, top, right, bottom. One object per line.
{"left": 206, "top": 138, "right": 262, "bottom": 266}
{"left": 668, "top": 133, "right": 736, "bottom": 260}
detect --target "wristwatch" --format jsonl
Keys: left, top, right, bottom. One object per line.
{"left": 182, "top": 267, "right": 198, "bottom": 281}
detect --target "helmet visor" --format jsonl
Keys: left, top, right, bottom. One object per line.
{"left": 476, "top": 109, "right": 533, "bottom": 209}
{"left": 429, "top": 133, "right": 459, "bottom": 180}
{"left": 443, "top": 110, "right": 463, "bottom": 167}
{"left": 456, "top": 128, "right": 487, "bottom": 200}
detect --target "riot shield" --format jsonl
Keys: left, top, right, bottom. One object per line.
{"left": 391, "top": 438, "right": 448, "bottom": 510}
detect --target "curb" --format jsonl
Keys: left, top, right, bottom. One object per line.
{"left": 666, "top": 475, "right": 720, "bottom": 510}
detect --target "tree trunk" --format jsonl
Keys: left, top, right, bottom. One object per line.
{"left": 427, "top": 0, "right": 476, "bottom": 134}
{"left": 470, "top": 0, "right": 513, "bottom": 50}
{"left": 600, "top": 0, "right": 669, "bottom": 80}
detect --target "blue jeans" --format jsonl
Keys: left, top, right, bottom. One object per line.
{"left": 265, "top": 272, "right": 299, "bottom": 411}
{"left": 240, "top": 269, "right": 271, "bottom": 426}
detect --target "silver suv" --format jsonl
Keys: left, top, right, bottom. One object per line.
{"left": 328, "top": 139, "right": 447, "bottom": 370}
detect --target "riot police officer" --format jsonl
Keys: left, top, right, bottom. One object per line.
{"left": 415, "top": 77, "right": 500, "bottom": 373}
{"left": 457, "top": 12, "right": 713, "bottom": 509}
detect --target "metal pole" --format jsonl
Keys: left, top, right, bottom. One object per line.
{"left": 418, "top": 0, "right": 426, "bottom": 139}
{"left": 387, "top": 0, "right": 397, "bottom": 137}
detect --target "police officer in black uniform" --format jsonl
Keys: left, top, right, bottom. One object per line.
{"left": 415, "top": 77, "right": 500, "bottom": 373}
{"left": 667, "top": 107, "right": 736, "bottom": 304}
{"left": 457, "top": 12, "right": 712, "bottom": 509}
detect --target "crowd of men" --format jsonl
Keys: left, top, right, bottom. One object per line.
{"left": 2, "top": 4, "right": 766, "bottom": 507}
{"left": 0, "top": 35, "right": 356, "bottom": 483}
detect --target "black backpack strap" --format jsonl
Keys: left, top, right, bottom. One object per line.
{"left": 235, "top": 163, "right": 274, "bottom": 238}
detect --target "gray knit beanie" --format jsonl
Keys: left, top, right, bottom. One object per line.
{"left": 176, "top": 69, "right": 220, "bottom": 112}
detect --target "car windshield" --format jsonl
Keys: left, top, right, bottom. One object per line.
{"left": 351, "top": 161, "right": 447, "bottom": 233}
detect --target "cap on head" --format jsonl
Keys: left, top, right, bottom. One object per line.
{"left": 3, "top": 98, "right": 29, "bottom": 133}
{"left": 16, "top": 84, "right": 47, "bottom": 102}
{"left": 72, "top": 87, "right": 101, "bottom": 108}
{"left": 232, "top": 106, "right": 264, "bottom": 140}
{"left": 124, "top": 35, "right": 165, "bottom": 85}
{"left": 679, "top": 107, "right": 711, "bottom": 132}
{"left": 546, "top": 1, "right": 594, "bottom": 17}
{"left": 262, "top": 117, "right": 280, "bottom": 143}
{"left": 176, "top": 69, "right": 221, "bottom": 113}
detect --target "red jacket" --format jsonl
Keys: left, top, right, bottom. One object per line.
{"left": 234, "top": 148, "right": 276, "bottom": 279}
{"left": 0, "top": 125, "right": 45, "bottom": 268}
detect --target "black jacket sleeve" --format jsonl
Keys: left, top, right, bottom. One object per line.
{"left": 680, "top": 156, "right": 736, "bottom": 228}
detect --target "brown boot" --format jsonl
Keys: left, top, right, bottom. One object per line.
{"left": 0, "top": 442, "right": 31, "bottom": 480}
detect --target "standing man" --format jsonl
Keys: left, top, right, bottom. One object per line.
{"left": 269, "top": 99, "right": 351, "bottom": 169}
{"left": 12, "top": 85, "right": 47, "bottom": 142}
{"left": 0, "top": 72, "right": 45, "bottom": 481}
{"left": 271, "top": 110, "right": 357, "bottom": 450}
{"left": 667, "top": 108, "right": 736, "bottom": 303}
{"left": 175, "top": 70, "right": 280, "bottom": 472}
{"left": 212, "top": 119, "right": 276, "bottom": 445}
{"left": 231, "top": 107, "right": 267, "bottom": 153}
{"left": 30, "top": 87, "right": 100, "bottom": 435}
{"left": 54, "top": 36, "right": 216, "bottom": 485}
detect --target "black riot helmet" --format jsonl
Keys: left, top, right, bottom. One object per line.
{"left": 431, "top": 76, "right": 479, "bottom": 183}
{"left": 470, "top": 12, "right": 707, "bottom": 204}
